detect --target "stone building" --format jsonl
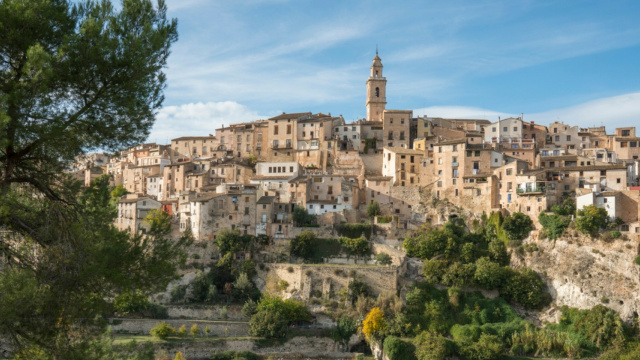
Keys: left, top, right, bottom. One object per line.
{"left": 366, "top": 51, "right": 386, "bottom": 122}
{"left": 116, "top": 194, "right": 162, "bottom": 233}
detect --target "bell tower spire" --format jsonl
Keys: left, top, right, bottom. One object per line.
{"left": 366, "top": 48, "right": 387, "bottom": 121}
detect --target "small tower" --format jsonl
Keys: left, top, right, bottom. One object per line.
{"left": 366, "top": 49, "right": 387, "bottom": 122}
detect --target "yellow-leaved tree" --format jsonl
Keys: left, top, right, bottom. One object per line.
{"left": 361, "top": 307, "right": 387, "bottom": 342}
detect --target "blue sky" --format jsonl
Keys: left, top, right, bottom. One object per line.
{"left": 150, "top": 0, "right": 640, "bottom": 142}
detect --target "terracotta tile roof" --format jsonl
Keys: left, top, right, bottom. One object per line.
{"left": 383, "top": 146, "right": 424, "bottom": 154}
{"left": 268, "top": 112, "right": 312, "bottom": 121}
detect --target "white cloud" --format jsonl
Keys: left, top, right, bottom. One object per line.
{"left": 147, "top": 101, "right": 268, "bottom": 143}
{"left": 414, "top": 92, "right": 640, "bottom": 130}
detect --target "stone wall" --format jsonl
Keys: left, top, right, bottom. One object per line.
{"left": 109, "top": 318, "right": 250, "bottom": 337}
{"left": 255, "top": 263, "right": 398, "bottom": 301}
{"left": 151, "top": 336, "right": 345, "bottom": 360}
{"left": 165, "top": 305, "right": 246, "bottom": 321}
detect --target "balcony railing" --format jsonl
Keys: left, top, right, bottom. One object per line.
{"left": 452, "top": 162, "right": 459, "bottom": 167}
{"left": 516, "top": 187, "right": 545, "bottom": 194}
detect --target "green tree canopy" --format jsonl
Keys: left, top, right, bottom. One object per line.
{"left": 576, "top": 205, "right": 609, "bottom": 236}
{"left": 0, "top": 0, "right": 180, "bottom": 357}
{"left": 502, "top": 212, "right": 533, "bottom": 241}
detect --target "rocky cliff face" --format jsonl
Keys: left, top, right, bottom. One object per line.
{"left": 512, "top": 229, "right": 640, "bottom": 323}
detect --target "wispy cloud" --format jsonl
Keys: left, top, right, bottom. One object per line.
{"left": 148, "top": 101, "right": 268, "bottom": 143}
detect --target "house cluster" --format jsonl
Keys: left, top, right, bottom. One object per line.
{"left": 70, "top": 52, "right": 640, "bottom": 238}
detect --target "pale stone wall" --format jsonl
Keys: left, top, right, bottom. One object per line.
{"left": 109, "top": 318, "right": 250, "bottom": 336}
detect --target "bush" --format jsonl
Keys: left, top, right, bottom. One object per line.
{"left": 473, "top": 257, "right": 506, "bottom": 290}
{"left": 249, "top": 294, "right": 312, "bottom": 338}
{"left": 634, "top": 256, "right": 640, "bottom": 266}
{"left": 176, "top": 324, "right": 187, "bottom": 337}
{"left": 276, "top": 280, "right": 289, "bottom": 292}
{"left": 384, "top": 336, "right": 416, "bottom": 360}
{"left": 339, "top": 236, "right": 370, "bottom": 257}
{"left": 170, "top": 284, "right": 187, "bottom": 303}
{"left": 336, "top": 223, "right": 373, "bottom": 239}
{"left": 293, "top": 206, "right": 315, "bottom": 227}
{"left": 242, "top": 299, "right": 258, "bottom": 317}
{"left": 457, "top": 333, "right": 504, "bottom": 360}
{"left": 367, "top": 200, "right": 381, "bottom": 219}
{"left": 289, "top": 231, "right": 316, "bottom": 259}
{"left": 113, "top": 289, "right": 150, "bottom": 315}
{"left": 501, "top": 268, "right": 549, "bottom": 309}
{"left": 539, "top": 212, "right": 571, "bottom": 240}
{"left": 376, "top": 252, "right": 393, "bottom": 265}
{"left": 502, "top": 212, "right": 533, "bottom": 240}
{"left": 610, "top": 230, "right": 621, "bottom": 239}
{"left": 149, "top": 322, "right": 175, "bottom": 340}
{"left": 362, "top": 307, "right": 387, "bottom": 342}
{"left": 348, "top": 279, "right": 371, "bottom": 303}
{"left": 190, "top": 324, "right": 200, "bottom": 336}
{"left": 332, "top": 316, "right": 357, "bottom": 348}
{"left": 413, "top": 331, "right": 450, "bottom": 360}
{"left": 575, "top": 205, "right": 609, "bottom": 235}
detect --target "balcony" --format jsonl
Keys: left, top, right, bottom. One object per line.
{"left": 516, "top": 182, "right": 545, "bottom": 195}
{"left": 452, "top": 162, "right": 459, "bottom": 167}
{"left": 271, "top": 143, "right": 293, "bottom": 150}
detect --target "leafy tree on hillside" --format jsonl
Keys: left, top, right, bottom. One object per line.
{"left": 289, "top": 230, "right": 316, "bottom": 259}
{"left": 248, "top": 295, "right": 311, "bottom": 338}
{"left": 362, "top": 307, "right": 387, "bottom": 343}
{"left": 293, "top": 205, "right": 315, "bottom": 226}
{"left": 332, "top": 316, "right": 357, "bottom": 349}
{"left": 502, "top": 212, "right": 533, "bottom": 240}
{"left": 576, "top": 205, "right": 609, "bottom": 236}
{"left": 0, "top": 0, "right": 180, "bottom": 356}
{"left": 539, "top": 212, "right": 572, "bottom": 240}
{"left": 367, "top": 200, "right": 381, "bottom": 219}
{"left": 215, "top": 228, "right": 243, "bottom": 255}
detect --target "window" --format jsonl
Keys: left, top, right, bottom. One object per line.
{"left": 555, "top": 136, "right": 560, "bottom": 141}
{"left": 513, "top": 127, "right": 517, "bottom": 131}
{"left": 617, "top": 178, "right": 621, "bottom": 184}
{"left": 492, "top": 127, "right": 496, "bottom": 133}
{"left": 622, "top": 129, "right": 631, "bottom": 136}
{"left": 375, "top": 87, "right": 379, "bottom": 97}
{"left": 503, "top": 127, "right": 507, "bottom": 132}
{"left": 603, "top": 198, "right": 608, "bottom": 203}
{"left": 273, "top": 126, "right": 278, "bottom": 135}
{"left": 287, "top": 124, "right": 291, "bottom": 134}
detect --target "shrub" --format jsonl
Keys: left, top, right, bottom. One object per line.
{"left": 502, "top": 212, "right": 533, "bottom": 240}
{"left": 276, "top": 280, "right": 289, "bottom": 292}
{"left": 384, "top": 336, "right": 416, "bottom": 360}
{"left": 293, "top": 206, "right": 315, "bottom": 226}
{"left": 413, "top": 331, "right": 450, "bottom": 360}
{"left": 376, "top": 252, "right": 393, "bottom": 265}
{"left": 367, "top": 200, "right": 381, "bottom": 219}
{"left": 635, "top": 256, "right": 640, "bottom": 266}
{"left": 348, "top": 279, "right": 371, "bottom": 303}
{"left": 170, "top": 284, "right": 187, "bottom": 303}
{"left": 190, "top": 324, "right": 200, "bottom": 336}
{"left": 205, "top": 326, "right": 211, "bottom": 336}
{"left": 289, "top": 231, "right": 316, "bottom": 259}
{"left": 176, "top": 324, "right": 187, "bottom": 337}
{"left": 458, "top": 333, "right": 504, "bottom": 360}
{"left": 149, "top": 322, "right": 175, "bottom": 340}
{"left": 501, "top": 268, "right": 549, "bottom": 309}
{"left": 539, "top": 212, "right": 571, "bottom": 240}
{"left": 249, "top": 294, "right": 312, "bottom": 338}
{"left": 339, "top": 236, "right": 370, "bottom": 257}
{"left": 113, "top": 289, "right": 150, "bottom": 315}
{"left": 332, "top": 316, "right": 357, "bottom": 348}
{"left": 473, "top": 257, "right": 506, "bottom": 290}
{"left": 610, "top": 230, "right": 621, "bottom": 239}
{"left": 575, "top": 205, "right": 609, "bottom": 235}
{"left": 336, "top": 223, "right": 373, "bottom": 239}
{"left": 242, "top": 299, "right": 258, "bottom": 317}
{"left": 215, "top": 228, "right": 244, "bottom": 255}
{"left": 362, "top": 307, "right": 387, "bottom": 342}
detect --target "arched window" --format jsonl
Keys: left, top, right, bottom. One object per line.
{"left": 375, "top": 70, "right": 379, "bottom": 78}
{"left": 375, "top": 87, "right": 379, "bottom": 98}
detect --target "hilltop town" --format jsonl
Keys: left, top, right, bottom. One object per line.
{"left": 72, "top": 53, "right": 640, "bottom": 239}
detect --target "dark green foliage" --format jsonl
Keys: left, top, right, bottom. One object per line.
{"left": 610, "top": 230, "right": 621, "bottom": 239}
{"left": 339, "top": 236, "right": 370, "bottom": 257}
{"left": 289, "top": 230, "right": 317, "bottom": 259}
{"left": 413, "top": 331, "right": 451, "bottom": 360}
{"left": 113, "top": 290, "right": 150, "bottom": 315}
{"left": 539, "top": 212, "right": 572, "bottom": 240}
{"left": 293, "top": 206, "right": 315, "bottom": 226}
{"left": 635, "top": 256, "right": 640, "bottom": 265}
{"left": 249, "top": 294, "right": 312, "bottom": 338}
{"left": 336, "top": 222, "right": 373, "bottom": 239}
{"left": 348, "top": 279, "right": 371, "bottom": 303}
{"left": 501, "top": 268, "right": 550, "bottom": 309}
{"left": 557, "top": 305, "right": 626, "bottom": 349}
{"left": 502, "top": 212, "right": 533, "bottom": 240}
{"left": 367, "top": 200, "right": 381, "bottom": 219}
{"left": 552, "top": 197, "right": 577, "bottom": 216}
{"left": 473, "top": 257, "right": 507, "bottom": 290}
{"left": 488, "top": 239, "right": 509, "bottom": 266}
{"left": 332, "top": 316, "right": 358, "bottom": 347}
{"left": 384, "top": 336, "right": 417, "bottom": 360}
{"left": 376, "top": 252, "right": 393, "bottom": 265}
{"left": 457, "top": 333, "right": 504, "bottom": 360}
{"left": 576, "top": 205, "right": 609, "bottom": 235}
{"left": 209, "top": 351, "right": 260, "bottom": 360}
{"left": 242, "top": 299, "right": 258, "bottom": 318}
{"left": 215, "top": 228, "right": 244, "bottom": 255}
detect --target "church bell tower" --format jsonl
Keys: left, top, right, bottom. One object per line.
{"left": 366, "top": 49, "right": 387, "bottom": 121}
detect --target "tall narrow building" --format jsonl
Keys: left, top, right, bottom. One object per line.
{"left": 366, "top": 50, "right": 387, "bottom": 122}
